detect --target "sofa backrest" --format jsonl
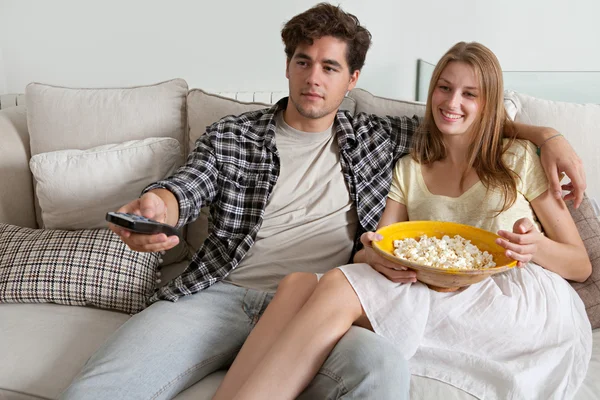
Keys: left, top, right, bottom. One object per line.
{"left": 0, "top": 94, "right": 26, "bottom": 110}
{"left": 0, "top": 105, "right": 35, "bottom": 228}
{"left": 2, "top": 80, "right": 598, "bottom": 250}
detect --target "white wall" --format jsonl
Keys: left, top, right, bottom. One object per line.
{"left": 1, "top": 0, "right": 599, "bottom": 100}
{"left": 0, "top": 48, "right": 6, "bottom": 94}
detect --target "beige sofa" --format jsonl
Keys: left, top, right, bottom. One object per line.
{"left": 0, "top": 79, "right": 599, "bottom": 400}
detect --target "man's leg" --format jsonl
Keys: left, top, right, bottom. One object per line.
{"left": 299, "top": 326, "right": 411, "bottom": 400}
{"left": 60, "top": 282, "right": 269, "bottom": 400}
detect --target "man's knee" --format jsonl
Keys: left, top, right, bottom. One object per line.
{"left": 338, "top": 326, "right": 408, "bottom": 373}
{"left": 321, "top": 327, "right": 410, "bottom": 396}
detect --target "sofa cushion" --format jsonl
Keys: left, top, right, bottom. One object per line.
{"left": 0, "top": 224, "right": 159, "bottom": 314}
{"left": 28, "top": 136, "right": 189, "bottom": 267}
{"left": 28, "top": 136, "right": 190, "bottom": 266}
{"left": 2, "top": 304, "right": 598, "bottom": 400}
{"left": 504, "top": 90, "right": 600, "bottom": 202}
{"left": 0, "top": 303, "right": 129, "bottom": 399}
{"left": 348, "top": 88, "right": 426, "bottom": 118}
{"left": 26, "top": 79, "right": 190, "bottom": 266}
{"left": 567, "top": 195, "right": 600, "bottom": 329}
{"left": 29, "top": 138, "right": 183, "bottom": 230}
{"left": 25, "top": 78, "right": 188, "bottom": 156}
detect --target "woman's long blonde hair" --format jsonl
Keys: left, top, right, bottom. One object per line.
{"left": 411, "top": 41, "right": 518, "bottom": 214}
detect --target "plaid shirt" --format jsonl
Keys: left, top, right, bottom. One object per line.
{"left": 146, "top": 98, "right": 419, "bottom": 302}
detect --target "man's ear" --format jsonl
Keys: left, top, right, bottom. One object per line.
{"left": 285, "top": 58, "right": 290, "bottom": 79}
{"left": 347, "top": 70, "right": 360, "bottom": 91}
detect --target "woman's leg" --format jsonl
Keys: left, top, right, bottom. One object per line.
{"left": 212, "top": 272, "right": 318, "bottom": 400}
{"left": 232, "top": 268, "right": 366, "bottom": 400}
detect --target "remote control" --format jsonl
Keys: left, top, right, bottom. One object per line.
{"left": 106, "top": 212, "right": 180, "bottom": 237}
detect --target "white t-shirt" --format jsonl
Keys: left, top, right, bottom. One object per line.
{"left": 388, "top": 140, "right": 548, "bottom": 233}
{"left": 224, "top": 111, "right": 358, "bottom": 291}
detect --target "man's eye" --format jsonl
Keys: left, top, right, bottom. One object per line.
{"left": 324, "top": 67, "right": 338, "bottom": 72}
{"left": 297, "top": 61, "right": 307, "bottom": 66}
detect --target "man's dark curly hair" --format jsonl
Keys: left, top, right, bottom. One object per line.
{"left": 281, "top": 3, "right": 372, "bottom": 73}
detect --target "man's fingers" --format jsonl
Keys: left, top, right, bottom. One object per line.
{"left": 564, "top": 157, "right": 586, "bottom": 208}
{"left": 116, "top": 200, "right": 139, "bottom": 215}
{"left": 139, "top": 194, "right": 160, "bottom": 219}
{"left": 571, "top": 181, "right": 585, "bottom": 209}
{"left": 544, "top": 164, "right": 562, "bottom": 200}
{"left": 119, "top": 232, "right": 179, "bottom": 253}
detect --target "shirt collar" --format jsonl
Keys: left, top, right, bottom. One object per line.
{"left": 271, "top": 97, "right": 356, "bottom": 151}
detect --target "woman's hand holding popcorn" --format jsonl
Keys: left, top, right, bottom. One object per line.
{"left": 360, "top": 232, "right": 417, "bottom": 283}
{"left": 496, "top": 218, "right": 542, "bottom": 267}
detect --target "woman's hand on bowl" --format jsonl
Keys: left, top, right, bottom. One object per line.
{"left": 361, "top": 231, "right": 417, "bottom": 283}
{"left": 495, "top": 218, "right": 541, "bottom": 267}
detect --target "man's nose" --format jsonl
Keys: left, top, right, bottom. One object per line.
{"left": 305, "top": 66, "right": 321, "bottom": 86}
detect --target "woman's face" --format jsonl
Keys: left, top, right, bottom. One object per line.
{"left": 431, "top": 61, "right": 481, "bottom": 137}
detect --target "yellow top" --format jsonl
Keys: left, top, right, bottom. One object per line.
{"left": 389, "top": 140, "right": 548, "bottom": 234}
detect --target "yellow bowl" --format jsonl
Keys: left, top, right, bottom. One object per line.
{"left": 372, "top": 221, "right": 517, "bottom": 292}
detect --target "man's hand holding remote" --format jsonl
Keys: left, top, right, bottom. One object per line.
{"left": 109, "top": 190, "right": 180, "bottom": 253}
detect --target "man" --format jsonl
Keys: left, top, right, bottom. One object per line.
{"left": 61, "top": 3, "right": 586, "bottom": 399}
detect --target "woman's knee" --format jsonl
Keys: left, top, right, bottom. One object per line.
{"left": 276, "top": 272, "right": 318, "bottom": 299}
{"left": 317, "top": 268, "right": 347, "bottom": 287}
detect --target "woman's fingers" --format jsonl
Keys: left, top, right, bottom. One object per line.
{"left": 372, "top": 262, "right": 417, "bottom": 282}
{"left": 496, "top": 230, "right": 536, "bottom": 245}
{"left": 360, "top": 231, "right": 383, "bottom": 247}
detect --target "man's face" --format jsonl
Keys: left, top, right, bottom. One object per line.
{"left": 286, "top": 36, "right": 359, "bottom": 128}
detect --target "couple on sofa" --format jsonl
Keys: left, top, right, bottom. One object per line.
{"left": 61, "top": 3, "right": 592, "bottom": 400}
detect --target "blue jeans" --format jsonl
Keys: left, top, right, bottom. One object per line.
{"left": 60, "top": 282, "right": 409, "bottom": 399}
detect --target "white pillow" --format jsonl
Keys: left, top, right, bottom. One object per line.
{"left": 29, "top": 137, "right": 183, "bottom": 230}
{"left": 504, "top": 90, "right": 600, "bottom": 203}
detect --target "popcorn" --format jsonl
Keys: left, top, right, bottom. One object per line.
{"left": 392, "top": 234, "right": 496, "bottom": 269}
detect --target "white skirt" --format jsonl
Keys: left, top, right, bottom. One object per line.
{"left": 338, "top": 262, "right": 592, "bottom": 400}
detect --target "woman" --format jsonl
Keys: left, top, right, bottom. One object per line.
{"left": 212, "top": 42, "right": 592, "bottom": 400}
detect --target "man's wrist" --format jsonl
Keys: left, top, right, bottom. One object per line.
{"left": 536, "top": 133, "right": 564, "bottom": 156}
{"left": 533, "top": 127, "right": 559, "bottom": 147}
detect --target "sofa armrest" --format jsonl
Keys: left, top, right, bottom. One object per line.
{"left": 0, "top": 105, "right": 37, "bottom": 228}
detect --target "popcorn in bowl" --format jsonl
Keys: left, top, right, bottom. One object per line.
{"left": 393, "top": 234, "right": 496, "bottom": 270}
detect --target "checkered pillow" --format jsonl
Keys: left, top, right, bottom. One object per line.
{"left": 0, "top": 224, "right": 159, "bottom": 314}
{"left": 567, "top": 195, "right": 600, "bottom": 329}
